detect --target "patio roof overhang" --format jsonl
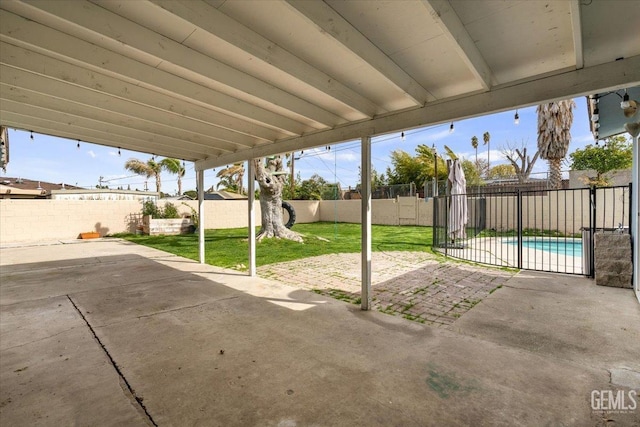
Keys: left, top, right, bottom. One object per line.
{"left": 1, "top": 0, "right": 639, "bottom": 303}
{"left": 587, "top": 86, "right": 640, "bottom": 140}
{"left": 0, "top": 0, "right": 639, "bottom": 168}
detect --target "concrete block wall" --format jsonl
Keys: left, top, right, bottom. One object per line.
{"left": 178, "top": 200, "right": 320, "bottom": 229}
{"left": 319, "top": 197, "right": 434, "bottom": 226}
{"left": 0, "top": 199, "right": 322, "bottom": 244}
{"left": 483, "top": 188, "right": 628, "bottom": 235}
{"left": 0, "top": 199, "right": 142, "bottom": 243}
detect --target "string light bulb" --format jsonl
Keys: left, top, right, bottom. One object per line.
{"left": 621, "top": 91, "right": 630, "bottom": 109}
{"left": 30, "top": 131, "right": 34, "bottom": 140}
{"left": 77, "top": 140, "right": 80, "bottom": 150}
{"left": 401, "top": 131, "right": 406, "bottom": 141}
{"left": 449, "top": 122, "right": 454, "bottom": 133}
{"left": 591, "top": 108, "right": 599, "bottom": 122}
{"left": 118, "top": 147, "right": 121, "bottom": 157}
{"left": 514, "top": 110, "right": 520, "bottom": 125}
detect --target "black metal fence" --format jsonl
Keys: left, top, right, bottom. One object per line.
{"left": 433, "top": 185, "right": 632, "bottom": 276}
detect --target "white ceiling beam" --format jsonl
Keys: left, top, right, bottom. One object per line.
{"left": 146, "top": 0, "right": 380, "bottom": 118}
{"left": 0, "top": 66, "right": 257, "bottom": 151}
{"left": 421, "top": 0, "right": 495, "bottom": 90}
{"left": 0, "top": 100, "right": 218, "bottom": 159}
{"left": 0, "top": 9, "right": 310, "bottom": 135}
{"left": 3, "top": 0, "right": 343, "bottom": 127}
{"left": 0, "top": 84, "right": 230, "bottom": 156}
{"left": 569, "top": 0, "right": 584, "bottom": 70}
{"left": 285, "top": 0, "right": 435, "bottom": 105}
{"left": 0, "top": 42, "right": 283, "bottom": 144}
{"left": 196, "top": 54, "right": 640, "bottom": 170}
{"left": 1, "top": 114, "right": 205, "bottom": 160}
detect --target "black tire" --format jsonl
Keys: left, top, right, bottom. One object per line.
{"left": 282, "top": 201, "right": 296, "bottom": 229}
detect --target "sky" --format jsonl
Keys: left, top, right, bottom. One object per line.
{"left": 1, "top": 97, "right": 596, "bottom": 195}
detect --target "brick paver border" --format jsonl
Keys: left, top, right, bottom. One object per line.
{"left": 258, "top": 251, "right": 516, "bottom": 327}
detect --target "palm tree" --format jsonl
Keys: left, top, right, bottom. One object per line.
{"left": 471, "top": 136, "right": 479, "bottom": 166}
{"left": 160, "top": 158, "right": 185, "bottom": 196}
{"left": 125, "top": 157, "right": 162, "bottom": 193}
{"left": 483, "top": 131, "right": 491, "bottom": 174}
{"left": 216, "top": 163, "right": 245, "bottom": 194}
{"left": 216, "top": 175, "right": 240, "bottom": 193}
{"left": 537, "top": 100, "right": 576, "bottom": 189}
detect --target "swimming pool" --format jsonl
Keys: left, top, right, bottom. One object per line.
{"left": 506, "top": 238, "right": 583, "bottom": 256}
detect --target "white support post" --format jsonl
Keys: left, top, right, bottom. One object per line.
{"left": 197, "top": 169, "right": 205, "bottom": 264}
{"left": 361, "top": 136, "right": 372, "bottom": 310}
{"left": 248, "top": 159, "right": 257, "bottom": 277}
{"left": 631, "top": 134, "right": 639, "bottom": 302}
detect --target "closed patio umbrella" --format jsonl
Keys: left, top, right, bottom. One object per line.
{"left": 448, "top": 159, "right": 467, "bottom": 242}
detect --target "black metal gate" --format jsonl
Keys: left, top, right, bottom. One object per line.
{"left": 433, "top": 185, "right": 631, "bottom": 276}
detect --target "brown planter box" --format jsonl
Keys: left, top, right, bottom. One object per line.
{"left": 79, "top": 232, "right": 100, "bottom": 239}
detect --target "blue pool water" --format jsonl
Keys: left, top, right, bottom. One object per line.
{"left": 506, "top": 239, "right": 582, "bottom": 256}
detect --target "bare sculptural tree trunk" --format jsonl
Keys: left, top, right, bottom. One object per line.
{"left": 502, "top": 141, "right": 540, "bottom": 184}
{"left": 254, "top": 157, "right": 303, "bottom": 242}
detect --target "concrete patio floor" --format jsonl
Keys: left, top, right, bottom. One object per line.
{"left": 1, "top": 239, "right": 639, "bottom": 426}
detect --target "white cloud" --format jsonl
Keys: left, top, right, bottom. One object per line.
{"left": 422, "top": 129, "right": 452, "bottom": 143}
{"left": 302, "top": 147, "right": 358, "bottom": 163}
{"left": 318, "top": 151, "right": 358, "bottom": 162}
{"left": 87, "top": 150, "right": 96, "bottom": 158}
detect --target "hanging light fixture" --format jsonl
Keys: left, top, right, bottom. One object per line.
{"left": 401, "top": 131, "right": 406, "bottom": 141}
{"left": 621, "top": 90, "right": 630, "bottom": 109}
{"left": 623, "top": 100, "right": 638, "bottom": 118}
{"left": 514, "top": 110, "right": 520, "bottom": 125}
{"left": 30, "top": 131, "right": 34, "bottom": 140}
{"left": 118, "top": 147, "right": 121, "bottom": 157}
{"left": 591, "top": 108, "right": 599, "bottom": 122}
{"left": 77, "top": 140, "right": 80, "bottom": 149}
{"left": 449, "top": 122, "right": 454, "bottom": 133}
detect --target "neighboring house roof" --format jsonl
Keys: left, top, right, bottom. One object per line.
{"left": 0, "top": 177, "right": 160, "bottom": 199}
{"left": 0, "top": 176, "right": 84, "bottom": 198}
{"left": 204, "top": 190, "right": 247, "bottom": 200}
{"left": 0, "top": 176, "right": 82, "bottom": 192}
{"left": 161, "top": 195, "right": 195, "bottom": 201}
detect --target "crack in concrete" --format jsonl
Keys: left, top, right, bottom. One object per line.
{"left": 66, "top": 295, "right": 158, "bottom": 427}
{"left": 135, "top": 296, "right": 239, "bottom": 320}
{"left": 2, "top": 326, "right": 80, "bottom": 351}
{"left": 81, "top": 295, "right": 241, "bottom": 330}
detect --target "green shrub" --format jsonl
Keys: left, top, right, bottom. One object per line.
{"left": 142, "top": 200, "right": 161, "bottom": 217}
{"left": 162, "top": 202, "right": 180, "bottom": 219}
{"left": 181, "top": 202, "right": 198, "bottom": 227}
{"left": 141, "top": 200, "right": 181, "bottom": 219}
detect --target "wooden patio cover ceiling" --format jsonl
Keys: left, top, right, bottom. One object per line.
{"left": 1, "top": 0, "right": 639, "bottom": 171}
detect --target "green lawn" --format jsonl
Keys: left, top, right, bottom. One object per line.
{"left": 114, "top": 222, "right": 434, "bottom": 270}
